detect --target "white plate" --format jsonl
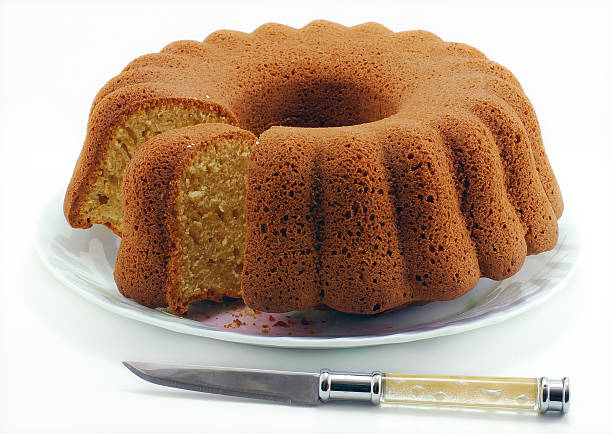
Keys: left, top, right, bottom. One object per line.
{"left": 36, "top": 193, "right": 580, "bottom": 348}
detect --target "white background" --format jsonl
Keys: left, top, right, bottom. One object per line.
{"left": 1, "top": 0, "right": 611, "bottom": 433}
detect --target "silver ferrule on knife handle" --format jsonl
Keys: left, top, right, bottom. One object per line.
{"left": 539, "top": 377, "right": 570, "bottom": 413}
{"left": 318, "top": 371, "right": 569, "bottom": 414}
{"left": 318, "top": 370, "right": 382, "bottom": 404}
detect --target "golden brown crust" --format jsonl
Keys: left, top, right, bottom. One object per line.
{"left": 68, "top": 20, "right": 563, "bottom": 314}
{"left": 114, "top": 123, "right": 255, "bottom": 312}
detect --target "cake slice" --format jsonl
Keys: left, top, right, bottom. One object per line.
{"left": 114, "top": 123, "right": 256, "bottom": 313}
{"left": 64, "top": 85, "right": 235, "bottom": 236}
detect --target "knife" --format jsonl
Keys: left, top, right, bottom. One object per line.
{"left": 123, "top": 361, "right": 569, "bottom": 414}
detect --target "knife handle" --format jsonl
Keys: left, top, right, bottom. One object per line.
{"left": 319, "top": 371, "right": 569, "bottom": 413}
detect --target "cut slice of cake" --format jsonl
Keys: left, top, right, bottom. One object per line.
{"left": 64, "top": 85, "right": 236, "bottom": 236}
{"left": 114, "top": 123, "right": 256, "bottom": 313}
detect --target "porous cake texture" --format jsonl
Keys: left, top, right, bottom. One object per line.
{"left": 66, "top": 21, "right": 563, "bottom": 314}
{"left": 65, "top": 96, "right": 233, "bottom": 236}
{"left": 114, "top": 124, "right": 255, "bottom": 313}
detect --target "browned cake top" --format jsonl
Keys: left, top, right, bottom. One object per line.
{"left": 91, "top": 21, "right": 525, "bottom": 136}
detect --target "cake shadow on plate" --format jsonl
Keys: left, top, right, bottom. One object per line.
{"left": 182, "top": 298, "right": 445, "bottom": 338}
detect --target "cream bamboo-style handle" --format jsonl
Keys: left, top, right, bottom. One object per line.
{"left": 381, "top": 374, "right": 539, "bottom": 410}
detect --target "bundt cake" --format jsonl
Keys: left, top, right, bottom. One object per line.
{"left": 115, "top": 124, "right": 255, "bottom": 313}
{"left": 67, "top": 20, "right": 563, "bottom": 314}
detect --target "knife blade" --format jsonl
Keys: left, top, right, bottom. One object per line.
{"left": 123, "top": 362, "right": 569, "bottom": 414}
{"left": 123, "top": 361, "right": 320, "bottom": 405}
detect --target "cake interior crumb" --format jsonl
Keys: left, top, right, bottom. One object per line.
{"left": 82, "top": 104, "right": 226, "bottom": 233}
{"left": 177, "top": 136, "right": 252, "bottom": 303}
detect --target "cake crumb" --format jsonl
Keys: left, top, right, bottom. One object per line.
{"left": 272, "top": 320, "right": 288, "bottom": 328}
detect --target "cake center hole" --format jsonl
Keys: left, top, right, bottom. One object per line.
{"left": 236, "top": 78, "right": 400, "bottom": 134}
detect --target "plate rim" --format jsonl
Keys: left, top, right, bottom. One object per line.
{"left": 35, "top": 193, "right": 580, "bottom": 348}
